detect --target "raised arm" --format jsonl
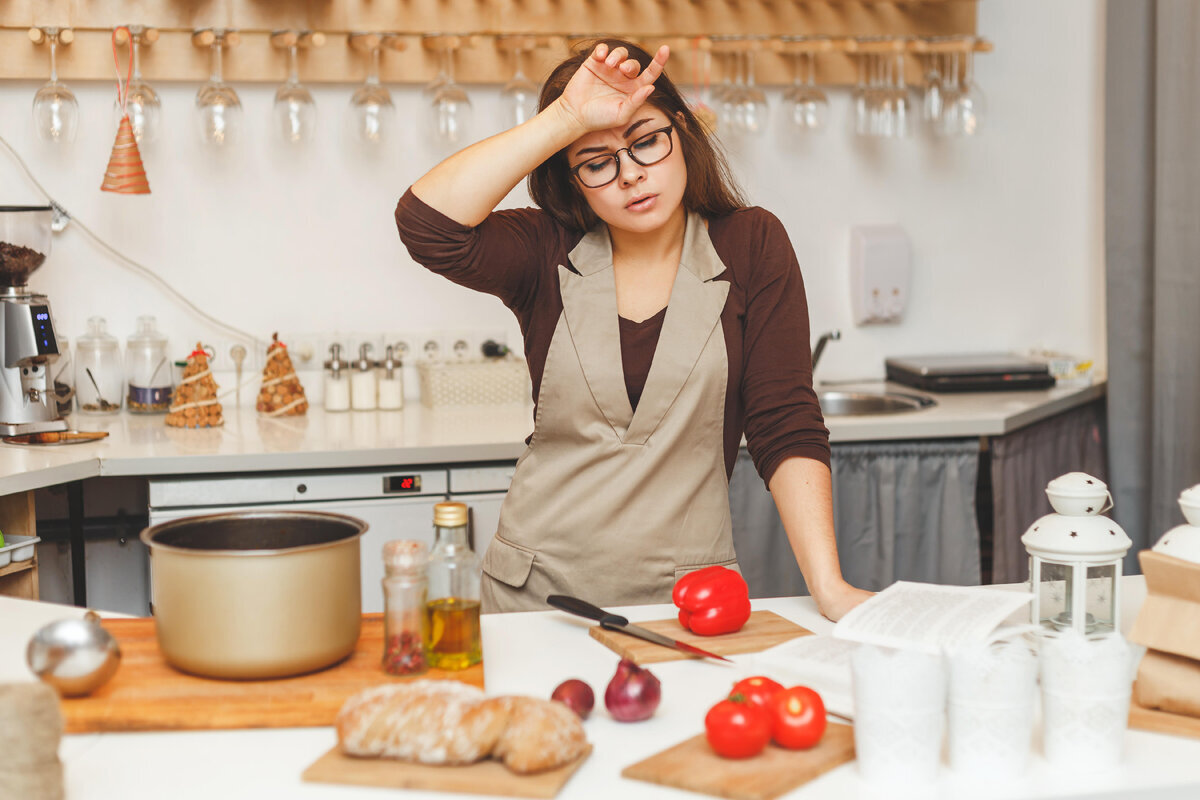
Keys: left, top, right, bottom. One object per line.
{"left": 411, "top": 43, "right": 670, "bottom": 227}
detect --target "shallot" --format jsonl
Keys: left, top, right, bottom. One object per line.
{"left": 604, "top": 658, "right": 661, "bottom": 722}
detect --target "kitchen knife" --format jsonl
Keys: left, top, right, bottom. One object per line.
{"left": 546, "top": 594, "right": 732, "bottom": 663}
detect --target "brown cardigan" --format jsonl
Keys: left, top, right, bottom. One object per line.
{"left": 395, "top": 189, "right": 829, "bottom": 483}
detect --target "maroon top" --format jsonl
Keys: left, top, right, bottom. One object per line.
{"left": 395, "top": 189, "right": 829, "bottom": 483}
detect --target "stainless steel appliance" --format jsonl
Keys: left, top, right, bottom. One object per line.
{"left": 885, "top": 353, "right": 1056, "bottom": 393}
{"left": 0, "top": 206, "right": 68, "bottom": 435}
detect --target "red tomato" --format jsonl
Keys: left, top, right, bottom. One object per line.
{"left": 704, "top": 698, "right": 771, "bottom": 759}
{"left": 730, "top": 676, "right": 784, "bottom": 709}
{"left": 768, "top": 687, "right": 827, "bottom": 750}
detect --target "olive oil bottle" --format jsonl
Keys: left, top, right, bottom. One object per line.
{"left": 424, "top": 502, "right": 482, "bottom": 670}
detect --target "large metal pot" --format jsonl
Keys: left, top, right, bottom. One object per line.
{"left": 140, "top": 511, "right": 366, "bottom": 680}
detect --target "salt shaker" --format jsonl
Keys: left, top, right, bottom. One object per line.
{"left": 350, "top": 343, "right": 377, "bottom": 411}
{"left": 323, "top": 344, "right": 350, "bottom": 412}
{"left": 378, "top": 345, "right": 403, "bottom": 411}
{"left": 382, "top": 540, "right": 429, "bottom": 676}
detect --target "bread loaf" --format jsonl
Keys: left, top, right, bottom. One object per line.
{"left": 336, "top": 681, "right": 587, "bottom": 775}
{"left": 492, "top": 696, "right": 589, "bottom": 774}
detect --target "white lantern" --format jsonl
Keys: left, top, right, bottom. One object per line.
{"left": 1022, "top": 472, "right": 1132, "bottom": 635}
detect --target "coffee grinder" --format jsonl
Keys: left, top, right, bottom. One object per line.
{"left": 0, "top": 206, "right": 68, "bottom": 435}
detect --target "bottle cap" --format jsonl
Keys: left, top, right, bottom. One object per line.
{"left": 433, "top": 502, "right": 468, "bottom": 528}
{"left": 383, "top": 539, "right": 429, "bottom": 572}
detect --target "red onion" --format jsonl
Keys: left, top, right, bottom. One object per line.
{"left": 551, "top": 678, "right": 595, "bottom": 719}
{"left": 604, "top": 658, "right": 661, "bottom": 722}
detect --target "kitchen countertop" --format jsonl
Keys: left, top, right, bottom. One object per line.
{"left": 0, "top": 380, "right": 1105, "bottom": 495}
{"left": 4, "top": 575, "right": 1200, "bottom": 800}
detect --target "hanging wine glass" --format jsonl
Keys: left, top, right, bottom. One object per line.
{"left": 737, "top": 44, "right": 770, "bottom": 135}
{"left": 274, "top": 43, "right": 317, "bottom": 144}
{"left": 194, "top": 30, "right": 242, "bottom": 147}
{"left": 111, "top": 27, "right": 161, "bottom": 144}
{"left": 952, "top": 41, "right": 986, "bottom": 136}
{"left": 500, "top": 46, "right": 539, "bottom": 130}
{"left": 32, "top": 28, "right": 79, "bottom": 143}
{"left": 428, "top": 40, "right": 472, "bottom": 145}
{"left": 347, "top": 39, "right": 395, "bottom": 146}
{"left": 922, "top": 45, "right": 944, "bottom": 123}
{"left": 782, "top": 49, "right": 828, "bottom": 133}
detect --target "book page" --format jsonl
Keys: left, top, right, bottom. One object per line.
{"left": 832, "top": 581, "right": 1034, "bottom": 655}
{"left": 750, "top": 635, "right": 859, "bottom": 719}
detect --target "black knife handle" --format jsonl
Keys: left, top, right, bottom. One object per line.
{"left": 546, "top": 594, "right": 629, "bottom": 628}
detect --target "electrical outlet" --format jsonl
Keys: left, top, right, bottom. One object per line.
{"left": 449, "top": 334, "right": 472, "bottom": 361}
{"left": 387, "top": 332, "right": 420, "bottom": 366}
{"left": 279, "top": 332, "right": 320, "bottom": 370}
{"left": 418, "top": 334, "right": 446, "bottom": 362}
{"left": 481, "top": 330, "right": 510, "bottom": 358}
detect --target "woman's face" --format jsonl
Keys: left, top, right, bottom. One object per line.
{"left": 566, "top": 106, "right": 687, "bottom": 235}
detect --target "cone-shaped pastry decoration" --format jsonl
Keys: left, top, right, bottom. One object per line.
{"left": 257, "top": 333, "right": 308, "bottom": 416}
{"left": 101, "top": 114, "right": 150, "bottom": 194}
{"left": 166, "top": 343, "right": 224, "bottom": 428}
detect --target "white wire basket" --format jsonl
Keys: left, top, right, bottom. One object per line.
{"left": 417, "top": 357, "right": 531, "bottom": 408}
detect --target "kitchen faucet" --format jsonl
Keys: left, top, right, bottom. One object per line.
{"left": 811, "top": 330, "right": 841, "bottom": 373}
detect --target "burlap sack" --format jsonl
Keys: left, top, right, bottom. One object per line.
{"left": 1135, "top": 648, "right": 1200, "bottom": 718}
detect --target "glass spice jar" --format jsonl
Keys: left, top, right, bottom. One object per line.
{"left": 381, "top": 539, "right": 430, "bottom": 676}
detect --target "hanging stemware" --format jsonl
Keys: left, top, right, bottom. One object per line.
{"left": 952, "top": 40, "right": 986, "bottom": 136}
{"left": 892, "top": 44, "right": 911, "bottom": 138}
{"left": 347, "top": 38, "right": 395, "bottom": 146}
{"left": 111, "top": 26, "right": 161, "bottom": 144}
{"left": 273, "top": 41, "right": 317, "bottom": 144}
{"left": 32, "top": 27, "right": 79, "bottom": 143}
{"left": 500, "top": 44, "right": 539, "bottom": 130}
{"left": 194, "top": 30, "right": 242, "bottom": 147}
{"left": 922, "top": 44, "right": 944, "bottom": 123}
{"left": 427, "top": 38, "right": 472, "bottom": 145}
{"left": 736, "top": 43, "right": 770, "bottom": 135}
{"left": 782, "top": 48, "right": 828, "bottom": 133}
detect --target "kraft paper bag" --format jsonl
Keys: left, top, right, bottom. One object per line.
{"left": 1135, "top": 648, "right": 1200, "bottom": 718}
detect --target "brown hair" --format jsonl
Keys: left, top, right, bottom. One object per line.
{"left": 529, "top": 39, "right": 746, "bottom": 232}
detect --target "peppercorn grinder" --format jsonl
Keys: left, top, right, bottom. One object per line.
{"left": 0, "top": 206, "right": 68, "bottom": 435}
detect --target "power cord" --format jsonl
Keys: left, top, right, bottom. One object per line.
{"left": 0, "top": 131, "right": 264, "bottom": 352}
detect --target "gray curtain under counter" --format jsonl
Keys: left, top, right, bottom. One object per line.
{"left": 730, "top": 438, "right": 982, "bottom": 598}
{"left": 988, "top": 398, "right": 1109, "bottom": 585}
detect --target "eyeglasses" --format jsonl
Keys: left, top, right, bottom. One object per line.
{"left": 570, "top": 125, "right": 675, "bottom": 188}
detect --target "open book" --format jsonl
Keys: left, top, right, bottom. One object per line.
{"left": 750, "top": 582, "right": 1034, "bottom": 719}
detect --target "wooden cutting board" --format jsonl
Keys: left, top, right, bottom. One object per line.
{"left": 302, "top": 745, "right": 592, "bottom": 798}
{"left": 1129, "top": 699, "right": 1200, "bottom": 739}
{"left": 589, "top": 611, "right": 812, "bottom": 664}
{"left": 60, "top": 614, "right": 483, "bottom": 733}
{"left": 622, "top": 723, "right": 855, "bottom": 800}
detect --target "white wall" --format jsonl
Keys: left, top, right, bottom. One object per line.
{"left": 0, "top": 1, "right": 1106, "bottom": 401}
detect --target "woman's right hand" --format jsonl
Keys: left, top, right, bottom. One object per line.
{"left": 556, "top": 43, "right": 670, "bottom": 134}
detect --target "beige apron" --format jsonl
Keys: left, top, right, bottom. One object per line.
{"left": 479, "top": 212, "right": 738, "bottom": 612}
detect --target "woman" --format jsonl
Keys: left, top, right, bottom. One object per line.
{"left": 396, "top": 40, "right": 870, "bottom": 620}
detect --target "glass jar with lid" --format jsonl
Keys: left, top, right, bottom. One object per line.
{"left": 382, "top": 539, "right": 430, "bottom": 676}
{"left": 74, "top": 316, "right": 122, "bottom": 414}
{"left": 125, "top": 315, "right": 173, "bottom": 413}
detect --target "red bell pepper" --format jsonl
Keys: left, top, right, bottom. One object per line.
{"left": 672, "top": 565, "right": 752, "bottom": 636}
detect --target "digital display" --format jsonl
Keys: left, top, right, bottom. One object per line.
{"left": 30, "top": 305, "right": 57, "bottom": 356}
{"left": 384, "top": 475, "right": 422, "bottom": 494}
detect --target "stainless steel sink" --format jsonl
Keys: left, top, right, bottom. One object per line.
{"left": 818, "top": 390, "right": 936, "bottom": 417}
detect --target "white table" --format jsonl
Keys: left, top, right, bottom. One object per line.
{"left": 3, "top": 577, "right": 1199, "bottom": 800}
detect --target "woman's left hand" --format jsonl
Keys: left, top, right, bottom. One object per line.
{"left": 813, "top": 581, "right": 874, "bottom": 622}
